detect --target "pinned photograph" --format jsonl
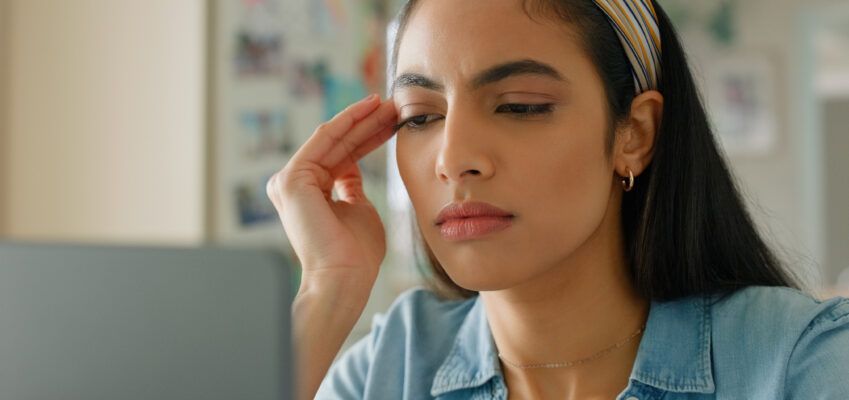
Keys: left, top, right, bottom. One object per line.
{"left": 239, "top": 109, "right": 295, "bottom": 160}
{"left": 234, "top": 0, "right": 285, "bottom": 77}
{"left": 705, "top": 53, "right": 778, "bottom": 157}
{"left": 290, "top": 59, "right": 328, "bottom": 98}
{"left": 321, "top": 74, "right": 367, "bottom": 120}
{"left": 310, "top": 0, "right": 348, "bottom": 37}
{"left": 234, "top": 174, "right": 277, "bottom": 227}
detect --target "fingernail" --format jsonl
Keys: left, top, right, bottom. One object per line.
{"left": 362, "top": 93, "right": 378, "bottom": 103}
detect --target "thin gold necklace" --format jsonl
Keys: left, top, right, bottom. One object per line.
{"left": 497, "top": 324, "right": 646, "bottom": 370}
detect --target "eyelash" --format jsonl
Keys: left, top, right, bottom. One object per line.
{"left": 394, "top": 103, "right": 555, "bottom": 132}
{"left": 495, "top": 103, "right": 555, "bottom": 115}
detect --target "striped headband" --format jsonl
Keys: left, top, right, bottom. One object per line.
{"left": 592, "top": 0, "right": 662, "bottom": 93}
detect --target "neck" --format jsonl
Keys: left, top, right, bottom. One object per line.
{"left": 480, "top": 199, "right": 649, "bottom": 399}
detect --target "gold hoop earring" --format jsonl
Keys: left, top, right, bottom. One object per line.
{"left": 622, "top": 168, "right": 635, "bottom": 192}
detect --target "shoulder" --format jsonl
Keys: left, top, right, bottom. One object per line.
{"left": 355, "top": 287, "right": 478, "bottom": 365}
{"left": 708, "top": 286, "right": 849, "bottom": 397}
{"left": 316, "top": 287, "right": 478, "bottom": 399}
{"left": 710, "top": 285, "right": 849, "bottom": 331}
{"left": 359, "top": 286, "right": 478, "bottom": 356}
{"left": 378, "top": 286, "right": 478, "bottom": 329}
{"left": 367, "top": 287, "right": 478, "bottom": 359}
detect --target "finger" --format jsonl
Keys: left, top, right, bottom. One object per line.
{"left": 319, "top": 99, "right": 397, "bottom": 170}
{"left": 333, "top": 163, "right": 367, "bottom": 204}
{"left": 328, "top": 123, "right": 397, "bottom": 179}
{"left": 288, "top": 94, "right": 382, "bottom": 165}
{"left": 266, "top": 172, "right": 279, "bottom": 204}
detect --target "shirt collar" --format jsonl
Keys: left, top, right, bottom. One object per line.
{"left": 430, "top": 293, "right": 716, "bottom": 397}
{"left": 629, "top": 294, "right": 716, "bottom": 393}
{"left": 430, "top": 295, "right": 501, "bottom": 397}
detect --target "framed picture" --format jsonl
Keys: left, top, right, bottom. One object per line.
{"left": 703, "top": 52, "right": 779, "bottom": 157}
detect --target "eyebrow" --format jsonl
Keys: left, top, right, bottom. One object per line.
{"left": 392, "top": 59, "right": 567, "bottom": 93}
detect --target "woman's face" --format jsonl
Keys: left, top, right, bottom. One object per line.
{"left": 393, "top": 0, "right": 620, "bottom": 291}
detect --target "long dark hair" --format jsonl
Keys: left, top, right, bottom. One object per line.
{"left": 389, "top": 0, "right": 805, "bottom": 301}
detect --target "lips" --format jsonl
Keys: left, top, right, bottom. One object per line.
{"left": 434, "top": 201, "right": 514, "bottom": 226}
{"left": 437, "top": 216, "right": 514, "bottom": 241}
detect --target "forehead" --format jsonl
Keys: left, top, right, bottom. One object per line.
{"left": 395, "top": 0, "right": 587, "bottom": 81}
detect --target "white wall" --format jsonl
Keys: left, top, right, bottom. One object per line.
{"left": 1, "top": 0, "right": 10, "bottom": 234}
{"left": 1, "top": 0, "right": 206, "bottom": 245}
{"left": 823, "top": 98, "right": 849, "bottom": 283}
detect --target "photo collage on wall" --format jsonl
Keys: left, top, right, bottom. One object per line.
{"left": 213, "top": 0, "right": 393, "bottom": 247}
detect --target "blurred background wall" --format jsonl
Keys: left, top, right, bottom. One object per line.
{"left": 669, "top": 0, "right": 849, "bottom": 289}
{"left": 824, "top": 98, "right": 849, "bottom": 286}
{"left": 0, "top": 0, "right": 206, "bottom": 245}
{"left": 1, "top": 0, "right": 10, "bottom": 235}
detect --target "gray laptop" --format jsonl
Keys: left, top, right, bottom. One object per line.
{"left": 0, "top": 241, "right": 294, "bottom": 400}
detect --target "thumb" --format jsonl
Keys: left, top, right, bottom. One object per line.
{"left": 333, "top": 163, "right": 368, "bottom": 204}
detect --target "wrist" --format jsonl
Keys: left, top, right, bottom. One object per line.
{"left": 298, "top": 268, "right": 376, "bottom": 303}
{"left": 295, "top": 272, "right": 375, "bottom": 317}
{"left": 291, "top": 274, "right": 374, "bottom": 400}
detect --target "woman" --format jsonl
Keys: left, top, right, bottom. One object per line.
{"left": 266, "top": 0, "right": 849, "bottom": 399}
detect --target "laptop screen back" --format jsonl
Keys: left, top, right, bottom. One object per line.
{"left": 0, "top": 241, "right": 293, "bottom": 400}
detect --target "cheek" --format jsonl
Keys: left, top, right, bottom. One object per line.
{"left": 537, "top": 151, "right": 610, "bottom": 227}
{"left": 395, "top": 136, "right": 415, "bottom": 186}
{"left": 537, "top": 138, "right": 611, "bottom": 243}
{"left": 395, "top": 135, "right": 434, "bottom": 209}
{"left": 510, "top": 116, "right": 613, "bottom": 255}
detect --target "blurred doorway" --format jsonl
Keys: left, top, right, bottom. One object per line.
{"left": 822, "top": 99, "right": 849, "bottom": 286}
{"left": 813, "top": 5, "right": 849, "bottom": 291}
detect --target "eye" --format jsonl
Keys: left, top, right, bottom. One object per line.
{"left": 495, "top": 103, "right": 555, "bottom": 117}
{"left": 394, "top": 114, "right": 443, "bottom": 132}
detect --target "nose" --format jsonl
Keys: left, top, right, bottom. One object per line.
{"left": 435, "top": 109, "right": 495, "bottom": 184}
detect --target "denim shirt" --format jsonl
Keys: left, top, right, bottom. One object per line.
{"left": 316, "top": 286, "right": 849, "bottom": 399}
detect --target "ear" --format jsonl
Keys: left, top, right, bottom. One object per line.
{"left": 613, "top": 90, "right": 664, "bottom": 178}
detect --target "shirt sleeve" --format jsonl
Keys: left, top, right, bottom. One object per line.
{"left": 313, "top": 312, "right": 386, "bottom": 400}
{"left": 785, "top": 297, "right": 849, "bottom": 399}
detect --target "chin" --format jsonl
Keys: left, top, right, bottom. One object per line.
{"left": 438, "top": 258, "right": 532, "bottom": 293}
{"left": 451, "top": 280, "right": 513, "bottom": 293}
{"left": 422, "top": 229, "right": 549, "bottom": 291}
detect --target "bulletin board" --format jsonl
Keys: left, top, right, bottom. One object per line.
{"left": 208, "top": 0, "right": 392, "bottom": 255}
